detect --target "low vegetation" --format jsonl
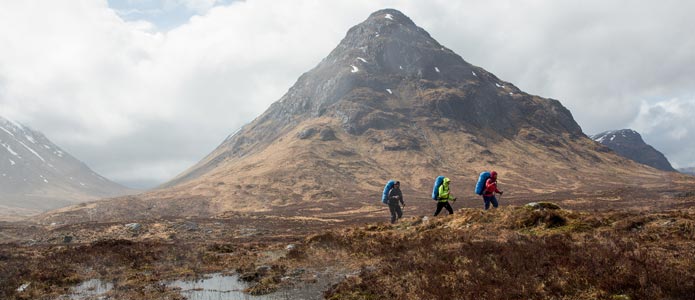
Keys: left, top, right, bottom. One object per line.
{"left": 310, "top": 206, "right": 695, "bottom": 299}
{"left": 2, "top": 205, "right": 695, "bottom": 299}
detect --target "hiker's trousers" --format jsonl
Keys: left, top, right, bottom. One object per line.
{"left": 483, "top": 195, "right": 498, "bottom": 210}
{"left": 389, "top": 203, "right": 403, "bottom": 224}
{"left": 433, "top": 201, "right": 454, "bottom": 216}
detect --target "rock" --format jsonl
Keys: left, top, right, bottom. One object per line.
{"left": 525, "top": 202, "right": 561, "bottom": 210}
{"left": 297, "top": 128, "right": 317, "bottom": 139}
{"left": 125, "top": 223, "right": 142, "bottom": 231}
{"left": 255, "top": 265, "right": 272, "bottom": 275}
{"left": 239, "top": 272, "right": 258, "bottom": 282}
{"left": 319, "top": 128, "right": 337, "bottom": 141}
{"left": 62, "top": 235, "right": 73, "bottom": 243}
{"left": 290, "top": 268, "right": 306, "bottom": 276}
{"left": 179, "top": 222, "right": 198, "bottom": 231}
{"left": 285, "top": 244, "right": 297, "bottom": 251}
{"left": 16, "top": 282, "right": 30, "bottom": 292}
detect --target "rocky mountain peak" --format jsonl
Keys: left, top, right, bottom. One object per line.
{"left": 591, "top": 129, "right": 676, "bottom": 172}
{"left": 164, "top": 9, "right": 600, "bottom": 190}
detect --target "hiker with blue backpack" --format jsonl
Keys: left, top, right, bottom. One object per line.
{"left": 382, "top": 180, "right": 405, "bottom": 224}
{"left": 475, "top": 171, "right": 504, "bottom": 210}
{"left": 432, "top": 176, "right": 456, "bottom": 216}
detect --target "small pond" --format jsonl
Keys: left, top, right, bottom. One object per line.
{"left": 63, "top": 278, "right": 114, "bottom": 299}
{"left": 166, "top": 273, "right": 289, "bottom": 300}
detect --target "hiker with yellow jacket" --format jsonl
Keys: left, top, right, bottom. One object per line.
{"left": 434, "top": 177, "right": 456, "bottom": 216}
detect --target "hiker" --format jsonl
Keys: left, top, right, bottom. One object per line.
{"left": 387, "top": 181, "right": 405, "bottom": 223}
{"left": 482, "top": 171, "right": 503, "bottom": 210}
{"left": 434, "top": 177, "right": 456, "bottom": 216}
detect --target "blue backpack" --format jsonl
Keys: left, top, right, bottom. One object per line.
{"left": 431, "top": 176, "right": 445, "bottom": 200}
{"left": 382, "top": 180, "right": 395, "bottom": 204}
{"left": 475, "top": 171, "right": 491, "bottom": 195}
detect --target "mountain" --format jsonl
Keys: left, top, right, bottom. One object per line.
{"left": 590, "top": 129, "right": 677, "bottom": 172}
{"left": 678, "top": 167, "right": 695, "bottom": 175}
{"left": 40, "top": 9, "right": 678, "bottom": 223}
{"left": 0, "top": 116, "right": 134, "bottom": 219}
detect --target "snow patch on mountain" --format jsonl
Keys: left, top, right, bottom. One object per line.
{"left": 2, "top": 142, "right": 19, "bottom": 157}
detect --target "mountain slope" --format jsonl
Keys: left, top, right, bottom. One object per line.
{"left": 158, "top": 9, "right": 665, "bottom": 197}
{"left": 0, "top": 116, "right": 134, "bottom": 218}
{"left": 591, "top": 129, "right": 677, "bottom": 172}
{"left": 39, "top": 9, "right": 685, "bottom": 223}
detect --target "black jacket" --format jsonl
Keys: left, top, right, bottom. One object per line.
{"left": 387, "top": 188, "right": 404, "bottom": 206}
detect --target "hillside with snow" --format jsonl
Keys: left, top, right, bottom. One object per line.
{"left": 0, "top": 116, "right": 134, "bottom": 219}
{"left": 591, "top": 129, "right": 676, "bottom": 172}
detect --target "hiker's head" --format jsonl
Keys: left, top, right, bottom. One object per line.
{"left": 490, "top": 171, "right": 497, "bottom": 180}
{"left": 394, "top": 181, "right": 400, "bottom": 188}
{"left": 443, "top": 177, "right": 450, "bottom": 185}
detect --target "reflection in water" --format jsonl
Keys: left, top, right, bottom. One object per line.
{"left": 167, "top": 273, "right": 285, "bottom": 300}
{"left": 69, "top": 278, "right": 114, "bottom": 299}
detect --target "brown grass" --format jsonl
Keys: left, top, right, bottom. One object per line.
{"left": 3, "top": 205, "right": 695, "bottom": 299}
{"left": 310, "top": 207, "right": 695, "bottom": 300}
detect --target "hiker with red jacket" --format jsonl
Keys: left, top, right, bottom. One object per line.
{"left": 482, "top": 171, "right": 503, "bottom": 210}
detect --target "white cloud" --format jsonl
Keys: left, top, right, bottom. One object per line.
{"left": 1, "top": 0, "right": 695, "bottom": 188}
{"left": 630, "top": 98, "right": 695, "bottom": 168}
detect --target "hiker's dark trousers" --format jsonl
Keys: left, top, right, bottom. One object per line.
{"left": 434, "top": 201, "right": 453, "bottom": 216}
{"left": 389, "top": 203, "right": 403, "bottom": 223}
{"left": 483, "top": 195, "right": 498, "bottom": 210}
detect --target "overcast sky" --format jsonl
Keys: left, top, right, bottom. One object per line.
{"left": 1, "top": 0, "right": 693, "bottom": 189}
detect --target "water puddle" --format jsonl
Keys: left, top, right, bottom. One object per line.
{"left": 60, "top": 278, "right": 114, "bottom": 299}
{"left": 167, "top": 273, "right": 286, "bottom": 300}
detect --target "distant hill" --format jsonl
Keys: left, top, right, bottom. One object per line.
{"left": 679, "top": 167, "right": 695, "bottom": 175}
{"left": 591, "top": 129, "right": 677, "bottom": 172}
{"left": 0, "top": 116, "right": 134, "bottom": 219}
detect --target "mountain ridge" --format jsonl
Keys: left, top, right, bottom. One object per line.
{"left": 0, "top": 116, "right": 134, "bottom": 219}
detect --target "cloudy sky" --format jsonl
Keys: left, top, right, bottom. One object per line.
{"left": 1, "top": 0, "right": 693, "bottom": 189}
